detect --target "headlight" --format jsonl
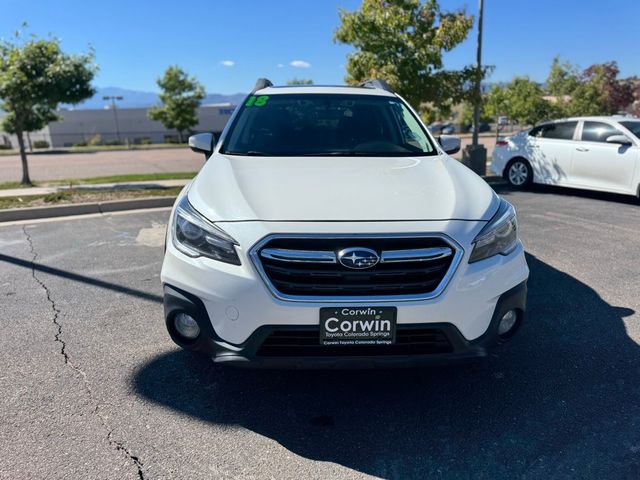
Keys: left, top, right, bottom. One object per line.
{"left": 172, "top": 196, "right": 241, "bottom": 265}
{"left": 469, "top": 198, "right": 518, "bottom": 263}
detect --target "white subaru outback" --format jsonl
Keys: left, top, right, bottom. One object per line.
{"left": 161, "top": 79, "right": 529, "bottom": 368}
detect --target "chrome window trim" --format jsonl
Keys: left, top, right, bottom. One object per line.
{"left": 248, "top": 233, "right": 464, "bottom": 303}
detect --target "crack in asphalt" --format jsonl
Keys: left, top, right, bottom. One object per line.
{"left": 22, "top": 225, "right": 146, "bottom": 480}
{"left": 22, "top": 226, "right": 67, "bottom": 361}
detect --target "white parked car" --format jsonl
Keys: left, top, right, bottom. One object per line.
{"left": 491, "top": 116, "right": 640, "bottom": 197}
{"left": 161, "top": 79, "right": 529, "bottom": 368}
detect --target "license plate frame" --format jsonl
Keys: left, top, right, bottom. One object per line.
{"left": 319, "top": 307, "right": 397, "bottom": 346}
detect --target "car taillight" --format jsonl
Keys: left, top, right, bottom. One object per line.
{"left": 495, "top": 140, "right": 509, "bottom": 147}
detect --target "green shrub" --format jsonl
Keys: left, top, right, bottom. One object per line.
{"left": 33, "top": 140, "right": 50, "bottom": 149}
{"left": 87, "top": 134, "right": 102, "bottom": 146}
{"left": 44, "top": 191, "right": 72, "bottom": 203}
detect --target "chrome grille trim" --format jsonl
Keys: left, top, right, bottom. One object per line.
{"left": 261, "top": 248, "right": 337, "bottom": 263}
{"left": 260, "top": 246, "right": 452, "bottom": 265}
{"left": 249, "top": 233, "right": 464, "bottom": 303}
{"left": 380, "top": 247, "right": 453, "bottom": 263}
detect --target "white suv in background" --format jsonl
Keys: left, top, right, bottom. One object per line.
{"left": 491, "top": 116, "right": 640, "bottom": 197}
{"left": 161, "top": 79, "right": 529, "bottom": 368}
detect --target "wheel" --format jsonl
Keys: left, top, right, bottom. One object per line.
{"left": 505, "top": 158, "right": 532, "bottom": 188}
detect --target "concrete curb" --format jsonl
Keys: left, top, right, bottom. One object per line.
{"left": 483, "top": 175, "right": 506, "bottom": 185}
{"left": 0, "top": 196, "right": 176, "bottom": 223}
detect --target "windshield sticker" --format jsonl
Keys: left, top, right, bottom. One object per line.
{"left": 245, "top": 95, "right": 269, "bottom": 107}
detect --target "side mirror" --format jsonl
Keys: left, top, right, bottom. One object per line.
{"left": 188, "top": 133, "right": 215, "bottom": 158}
{"left": 606, "top": 134, "right": 632, "bottom": 146}
{"left": 438, "top": 135, "right": 461, "bottom": 155}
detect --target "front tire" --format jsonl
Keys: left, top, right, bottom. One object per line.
{"left": 505, "top": 158, "right": 532, "bottom": 189}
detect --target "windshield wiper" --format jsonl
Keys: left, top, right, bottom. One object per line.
{"left": 224, "top": 150, "right": 269, "bottom": 156}
{"left": 301, "top": 151, "right": 416, "bottom": 156}
{"left": 300, "top": 151, "right": 399, "bottom": 156}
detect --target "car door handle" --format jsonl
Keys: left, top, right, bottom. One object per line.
{"left": 576, "top": 147, "right": 589, "bottom": 152}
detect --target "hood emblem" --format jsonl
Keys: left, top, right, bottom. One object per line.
{"left": 338, "top": 247, "right": 380, "bottom": 270}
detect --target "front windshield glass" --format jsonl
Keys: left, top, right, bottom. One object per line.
{"left": 221, "top": 93, "right": 436, "bottom": 156}
{"left": 620, "top": 121, "right": 640, "bottom": 140}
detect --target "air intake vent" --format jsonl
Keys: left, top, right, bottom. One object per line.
{"left": 257, "top": 327, "right": 453, "bottom": 357}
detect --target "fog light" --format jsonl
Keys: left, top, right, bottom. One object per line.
{"left": 174, "top": 313, "right": 200, "bottom": 340}
{"left": 498, "top": 310, "right": 518, "bottom": 336}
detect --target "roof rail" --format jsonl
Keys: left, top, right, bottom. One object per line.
{"left": 360, "top": 79, "right": 395, "bottom": 93}
{"left": 252, "top": 78, "right": 273, "bottom": 93}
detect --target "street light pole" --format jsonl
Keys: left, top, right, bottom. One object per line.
{"left": 472, "top": 0, "right": 484, "bottom": 148}
{"left": 462, "top": 0, "right": 487, "bottom": 175}
{"left": 103, "top": 95, "right": 124, "bottom": 143}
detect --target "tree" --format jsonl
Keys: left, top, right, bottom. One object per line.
{"left": 459, "top": 101, "right": 491, "bottom": 127}
{"left": 287, "top": 78, "right": 313, "bottom": 85}
{"left": 545, "top": 59, "right": 635, "bottom": 117}
{"left": 457, "top": 85, "right": 507, "bottom": 131}
{"left": 484, "top": 84, "right": 509, "bottom": 119}
{"left": 579, "top": 62, "right": 634, "bottom": 114}
{"left": 0, "top": 30, "right": 96, "bottom": 185}
{"left": 497, "top": 77, "right": 555, "bottom": 126}
{"left": 334, "top": 0, "right": 477, "bottom": 110}
{"left": 624, "top": 77, "right": 640, "bottom": 117}
{"left": 148, "top": 66, "right": 205, "bottom": 143}
{"left": 565, "top": 81, "right": 606, "bottom": 117}
{"left": 546, "top": 56, "right": 579, "bottom": 97}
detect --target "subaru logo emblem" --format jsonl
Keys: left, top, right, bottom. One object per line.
{"left": 338, "top": 247, "right": 380, "bottom": 269}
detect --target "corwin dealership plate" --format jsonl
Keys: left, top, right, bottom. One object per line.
{"left": 319, "top": 307, "right": 397, "bottom": 346}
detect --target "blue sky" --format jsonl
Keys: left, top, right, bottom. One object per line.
{"left": 2, "top": 0, "right": 639, "bottom": 94}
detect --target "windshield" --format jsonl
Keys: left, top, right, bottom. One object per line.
{"left": 620, "top": 121, "right": 640, "bottom": 140}
{"left": 221, "top": 93, "right": 437, "bottom": 156}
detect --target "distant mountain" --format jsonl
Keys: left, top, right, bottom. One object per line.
{"left": 63, "top": 87, "right": 246, "bottom": 110}
{"left": 202, "top": 93, "right": 247, "bottom": 105}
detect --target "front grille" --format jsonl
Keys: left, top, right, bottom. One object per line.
{"left": 257, "top": 327, "right": 453, "bottom": 357}
{"left": 251, "top": 235, "right": 460, "bottom": 300}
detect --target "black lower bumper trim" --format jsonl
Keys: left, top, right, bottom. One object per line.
{"left": 163, "top": 280, "right": 527, "bottom": 368}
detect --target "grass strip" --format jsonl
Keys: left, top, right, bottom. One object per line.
{"left": 0, "top": 186, "right": 182, "bottom": 210}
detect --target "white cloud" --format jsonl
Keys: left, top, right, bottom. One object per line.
{"left": 290, "top": 60, "right": 311, "bottom": 68}
{"left": 220, "top": 60, "right": 235, "bottom": 67}
{"left": 276, "top": 63, "right": 284, "bottom": 68}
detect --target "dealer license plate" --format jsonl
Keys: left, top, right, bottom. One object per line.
{"left": 319, "top": 307, "right": 397, "bottom": 346}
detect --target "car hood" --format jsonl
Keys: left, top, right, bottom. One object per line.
{"left": 188, "top": 154, "right": 499, "bottom": 222}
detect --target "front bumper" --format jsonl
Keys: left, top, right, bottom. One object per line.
{"left": 161, "top": 216, "right": 530, "bottom": 367}
{"left": 163, "top": 281, "right": 527, "bottom": 368}
{"left": 162, "top": 219, "right": 529, "bottom": 342}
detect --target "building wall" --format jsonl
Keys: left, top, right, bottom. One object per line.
{"left": 0, "top": 104, "right": 236, "bottom": 149}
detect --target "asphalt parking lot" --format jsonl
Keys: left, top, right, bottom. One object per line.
{"left": 1, "top": 184, "right": 639, "bottom": 479}
{"left": 0, "top": 149, "right": 204, "bottom": 183}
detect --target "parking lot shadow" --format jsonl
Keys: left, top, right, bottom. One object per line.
{"left": 134, "top": 254, "right": 639, "bottom": 478}
{"left": 493, "top": 182, "right": 640, "bottom": 206}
